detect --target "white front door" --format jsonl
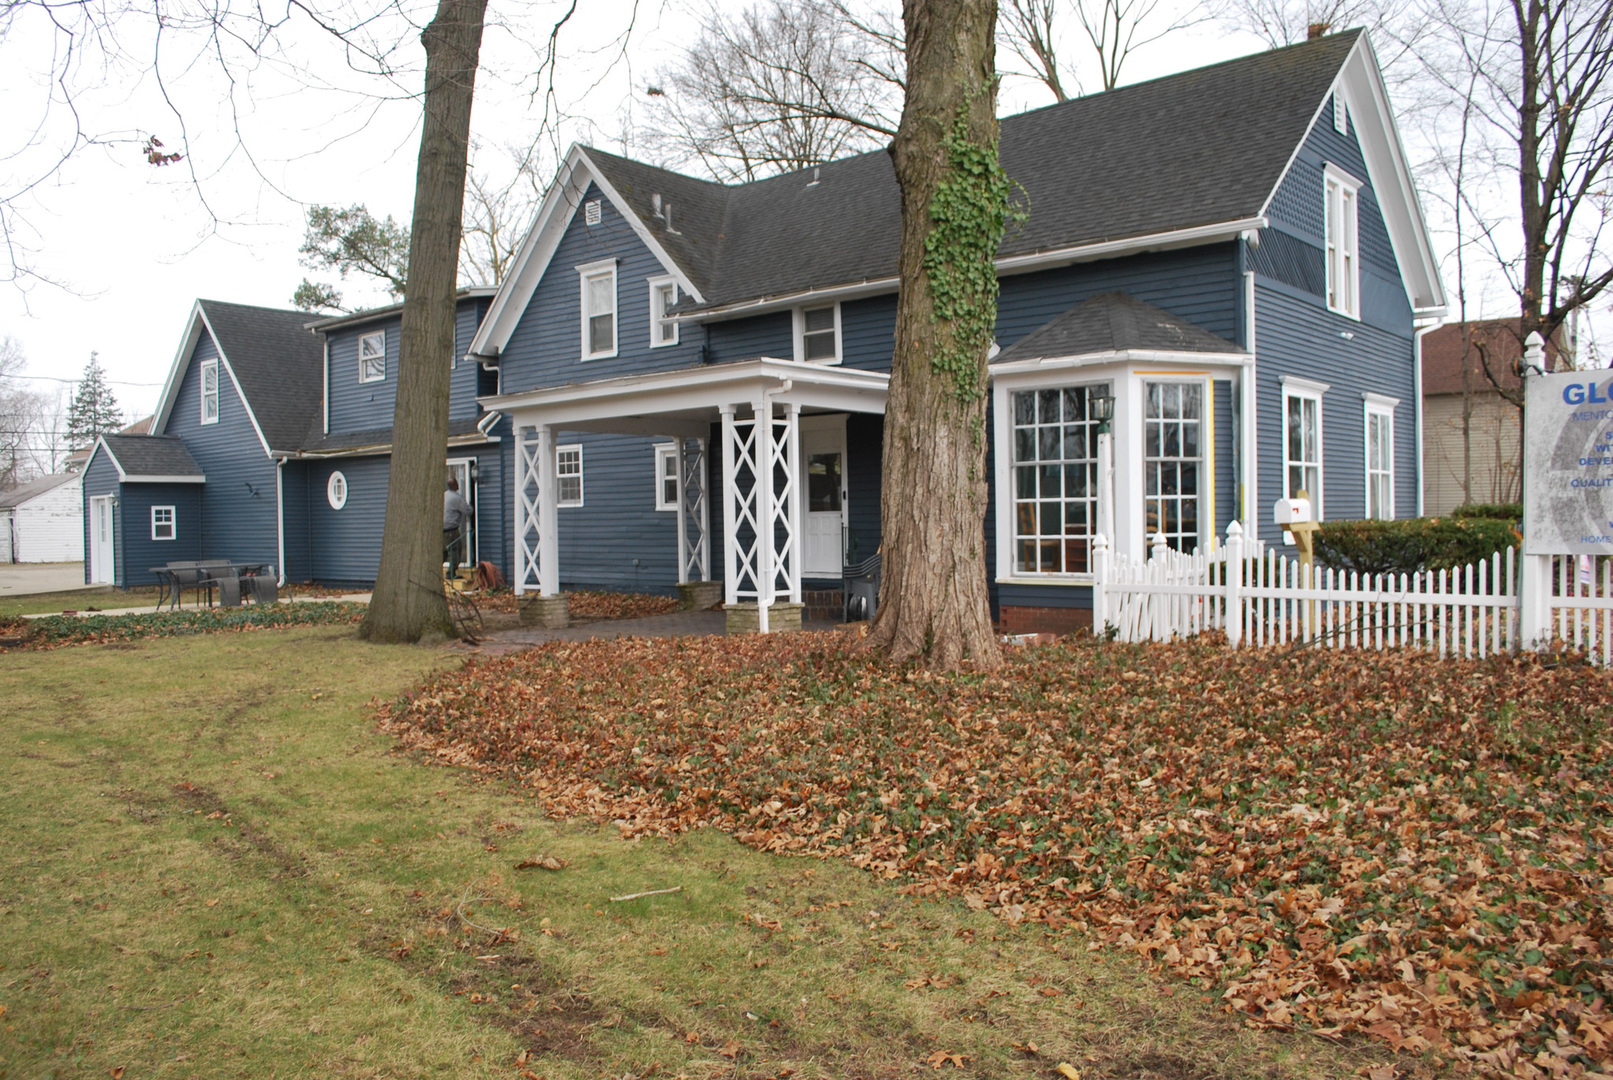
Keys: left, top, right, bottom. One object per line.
{"left": 89, "top": 496, "right": 114, "bottom": 584}
{"left": 800, "top": 415, "right": 848, "bottom": 578}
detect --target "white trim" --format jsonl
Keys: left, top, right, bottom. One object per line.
{"left": 322, "top": 337, "right": 330, "bottom": 434}
{"left": 793, "top": 302, "right": 842, "bottom": 365}
{"left": 275, "top": 458, "right": 286, "bottom": 587}
{"left": 1242, "top": 270, "right": 1259, "bottom": 527}
{"left": 555, "top": 443, "right": 584, "bottom": 507}
{"left": 653, "top": 443, "right": 680, "bottom": 511}
{"left": 358, "top": 330, "right": 387, "bottom": 383}
{"left": 326, "top": 470, "right": 349, "bottom": 510}
{"left": 199, "top": 358, "right": 220, "bottom": 425}
{"left": 1363, "top": 396, "right": 1395, "bottom": 520}
{"left": 1412, "top": 319, "right": 1438, "bottom": 517}
{"left": 122, "top": 475, "right": 208, "bottom": 484}
{"left": 648, "top": 276, "right": 680, "bottom": 348}
{"left": 1323, "top": 166, "right": 1362, "bottom": 320}
{"left": 989, "top": 346, "right": 1250, "bottom": 377}
{"left": 1279, "top": 374, "right": 1331, "bottom": 396}
{"left": 150, "top": 505, "right": 176, "bottom": 541}
{"left": 577, "top": 258, "right": 619, "bottom": 361}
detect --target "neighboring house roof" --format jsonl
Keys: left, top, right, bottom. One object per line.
{"left": 474, "top": 29, "right": 1444, "bottom": 358}
{"left": 151, "top": 300, "right": 324, "bottom": 455}
{"left": 1421, "top": 319, "right": 1564, "bottom": 395}
{"left": 0, "top": 471, "right": 78, "bottom": 509}
{"left": 993, "top": 292, "right": 1243, "bottom": 364}
{"left": 64, "top": 416, "right": 154, "bottom": 470}
{"left": 86, "top": 434, "right": 206, "bottom": 482}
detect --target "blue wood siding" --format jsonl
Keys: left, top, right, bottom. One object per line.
{"left": 450, "top": 297, "right": 491, "bottom": 423}
{"left": 326, "top": 314, "right": 401, "bottom": 435}
{"left": 163, "top": 332, "right": 279, "bottom": 566}
{"left": 304, "top": 455, "right": 390, "bottom": 586}
{"left": 81, "top": 453, "right": 121, "bottom": 585}
{"left": 280, "top": 463, "right": 311, "bottom": 582}
{"left": 1254, "top": 284, "right": 1417, "bottom": 544}
{"left": 845, "top": 413, "right": 882, "bottom": 564}
{"left": 1215, "top": 379, "right": 1235, "bottom": 537}
{"left": 499, "top": 184, "right": 705, "bottom": 394}
{"left": 705, "top": 312, "right": 791, "bottom": 365}
{"left": 841, "top": 296, "right": 897, "bottom": 372}
{"left": 117, "top": 484, "right": 204, "bottom": 587}
{"left": 556, "top": 431, "right": 680, "bottom": 593}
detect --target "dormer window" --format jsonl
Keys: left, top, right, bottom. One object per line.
{"left": 359, "top": 331, "right": 386, "bottom": 382}
{"left": 199, "top": 358, "right": 219, "bottom": 425}
{"left": 795, "top": 304, "right": 840, "bottom": 364}
{"left": 1324, "top": 166, "right": 1360, "bottom": 319}
{"left": 649, "top": 277, "right": 679, "bottom": 348}
{"left": 577, "top": 259, "right": 618, "bottom": 360}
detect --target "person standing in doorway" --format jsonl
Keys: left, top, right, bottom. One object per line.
{"left": 443, "top": 476, "right": 473, "bottom": 583}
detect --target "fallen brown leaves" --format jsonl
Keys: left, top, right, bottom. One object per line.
{"left": 472, "top": 591, "right": 680, "bottom": 621}
{"left": 378, "top": 634, "right": 1613, "bottom": 1076}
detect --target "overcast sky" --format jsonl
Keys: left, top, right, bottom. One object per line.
{"left": 0, "top": 0, "right": 1578, "bottom": 431}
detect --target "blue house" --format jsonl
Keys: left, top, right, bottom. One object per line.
{"left": 88, "top": 30, "right": 1445, "bottom": 634}
{"left": 82, "top": 290, "right": 507, "bottom": 588}
{"left": 470, "top": 29, "right": 1444, "bottom": 632}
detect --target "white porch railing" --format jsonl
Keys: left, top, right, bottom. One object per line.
{"left": 1093, "top": 522, "right": 1613, "bottom": 661}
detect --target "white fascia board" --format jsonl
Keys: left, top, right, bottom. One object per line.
{"left": 470, "top": 146, "right": 706, "bottom": 360}
{"left": 988, "top": 347, "right": 1252, "bottom": 378}
{"left": 689, "top": 218, "right": 1268, "bottom": 324}
{"left": 151, "top": 302, "right": 208, "bottom": 438}
{"left": 121, "top": 474, "right": 207, "bottom": 484}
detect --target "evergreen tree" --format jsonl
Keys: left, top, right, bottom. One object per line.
{"left": 66, "top": 352, "right": 121, "bottom": 449}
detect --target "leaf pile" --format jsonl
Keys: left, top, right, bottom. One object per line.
{"left": 1, "top": 601, "right": 366, "bottom": 651}
{"left": 379, "top": 635, "right": 1613, "bottom": 1075}
{"left": 474, "top": 590, "right": 680, "bottom": 620}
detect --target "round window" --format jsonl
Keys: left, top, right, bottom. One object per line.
{"left": 327, "top": 471, "right": 349, "bottom": 510}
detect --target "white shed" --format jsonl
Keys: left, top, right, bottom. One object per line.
{"left": 0, "top": 472, "right": 84, "bottom": 563}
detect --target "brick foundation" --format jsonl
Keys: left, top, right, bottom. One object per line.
{"left": 996, "top": 604, "right": 1091, "bottom": 637}
{"left": 726, "top": 602, "right": 804, "bottom": 634}
{"left": 803, "top": 588, "right": 843, "bottom": 622}
{"left": 518, "top": 594, "right": 570, "bottom": 629}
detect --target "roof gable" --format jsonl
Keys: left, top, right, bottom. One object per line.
{"left": 90, "top": 434, "right": 205, "bottom": 482}
{"left": 994, "top": 292, "right": 1244, "bottom": 364}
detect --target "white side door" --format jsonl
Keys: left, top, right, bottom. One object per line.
{"left": 89, "top": 496, "right": 114, "bottom": 584}
{"left": 445, "top": 458, "right": 478, "bottom": 564}
{"left": 800, "top": 415, "right": 848, "bottom": 578}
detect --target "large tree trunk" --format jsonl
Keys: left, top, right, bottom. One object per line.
{"left": 360, "top": 0, "right": 487, "bottom": 644}
{"left": 868, "top": 0, "right": 1004, "bottom": 669}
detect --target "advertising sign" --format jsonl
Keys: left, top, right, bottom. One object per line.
{"left": 1524, "top": 370, "right": 1613, "bottom": 555}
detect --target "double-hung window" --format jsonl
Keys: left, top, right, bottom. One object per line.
{"left": 1144, "top": 381, "right": 1204, "bottom": 553}
{"left": 359, "top": 331, "right": 386, "bottom": 382}
{"left": 654, "top": 444, "right": 680, "bottom": 511}
{"left": 1364, "top": 395, "right": 1397, "bottom": 520}
{"left": 578, "top": 260, "right": 618, "bottom": 359}
{"left": 199, "top": 359, "right": 219, "bottom": 425}
{"left": 556, "top": 444, "right": 584, "bottom": 507}
{"left": 1283, "top": 378, "right": 1326, "bottom": 515}
{"left": 796, "top": 305, "right": 840, "bottom": 364}
{"left": 151, "top": 506, "right": 176, "bottom": 541}
{"left": 1010, "top": 385, "right": 1107, "bottom": 574}
{"left": 1324, "top": 167, "right": 1361, "bottom": 319}
{"left": 649, "top": 278, "right": 679, "bottom": 348}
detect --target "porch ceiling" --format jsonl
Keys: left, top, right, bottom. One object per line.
{"left": 480, "top": 358, "right": 888, "bottom": 437}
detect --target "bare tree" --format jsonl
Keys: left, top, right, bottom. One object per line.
{"left": 1000, "top": 0, "right": 1207, "bottom": 102}
{"left": 459, "top": 143, "right": 549, "bottom": 287}
{"left": 0, "top": 337, "right": 48, "bottom": 490}
{"left": 1215, "top": 0, "right": 1385, "bottom": 47}
{"left": 646, "top": 0, "right": 902, "bottom": 182}
{"left": 871, "top": 0, "right": 1008, "bottom": 668}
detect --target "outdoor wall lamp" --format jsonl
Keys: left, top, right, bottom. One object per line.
{"left": 468, "top": 461, "right": 481, "bottom": 481}
{"left": 1089, "top": 391, "right": 1115, "bottom": 433}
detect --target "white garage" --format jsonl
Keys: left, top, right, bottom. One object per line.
{"left": 0, "top": 472, "right": 84, "bottom": 563}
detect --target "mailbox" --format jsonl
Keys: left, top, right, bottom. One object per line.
{"left": 1274, "top": 497, "right": 1312, "bottom": 527}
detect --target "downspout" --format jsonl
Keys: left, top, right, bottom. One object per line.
{"left": 1241, "top": 267, "right": 1259, "bottom": 532}
{"left": 322, "top": 339, "right": 330, "bottom": 434}
{"left": 1413, "top": 319, "right": 1439, "bottom": 518}
{"left": 275, "top": 457, "right": 287, "bottom": 588}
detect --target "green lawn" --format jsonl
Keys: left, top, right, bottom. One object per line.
{"left": 0, "top": 629, "right": 1388, "bottom": 1080}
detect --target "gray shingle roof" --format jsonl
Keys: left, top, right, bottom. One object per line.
{"left": 99, "top": 434, "right": 204, "bottom": 479}
{"left": 585, "top": 31, "right": 1360, "bottom": 310}
{"left": 198, "top": 300, "right": 325, "bottom": 452}
{"left": 993, "top": 292, "right": 1242, "bottom": 363}
{"left": 299, "top": 416, "right": 488, "bottom": 456}
{"left": 0, "top": 471, "right": 77, "bottom": 508}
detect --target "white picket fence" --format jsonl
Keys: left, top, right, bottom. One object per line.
{"left": 1092, "top": 523, "right": 1613, "bottom": 661}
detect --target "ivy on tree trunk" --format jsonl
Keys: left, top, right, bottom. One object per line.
{"left": 868, "top": 0, "right": 1006, "bottom": 669}
{"left": 360, "top": 0, "right": 487, "bottom": 644}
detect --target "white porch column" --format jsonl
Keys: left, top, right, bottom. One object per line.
{"left": 536, "top": 424, "right": 560, "bottom": 596}
{"left": 676, "top": 436, "right": 711, "bottom": 585}
{"left": 676, "top": 437, "right": 690, "bottom": 586}
{"left": 513, "top": 425, "right": 542, "bottom": 595}
{"left": 1096, "top": 430, "right": 1114, "bottom": 544}
{"left": 784, "top": 403, "right": 802, "bottom": 604}
{"left": 720, "top": 405, "right": 739, "bottom": 605}
{"left": 755, "top": 396, "right": 774, "bottom": 635}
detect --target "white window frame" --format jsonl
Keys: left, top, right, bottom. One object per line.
{"left": 199, "top": 359, "right": 220, "bottom": 425}
{"left": 577, "top": 259, "right": 618, "bottom": 361}
{"left": 556, "top": 444, "right": 584, "bottom": 507}
{"left": 151, "top": 505, "right": 176, "bottom": 541}
{"left": 1007, "top": 382, "right": 1111, "bottom": 576}
{"left": 653, "top": 443, "right": 680, "bottom": 511}
{"left": 359, "top": 331, "right": 387, "bottom": 383}
{"left": 1142, "top": 378, "right": 1208, "bottom": 554}
{"left": 1363, "top": 393, "right": 1398, "bottom": 521}
{"left": 1324, "top": 165, "right": 1361, "bottom": 320}
{"left": 1281, "top": 375, "right": 1328, "bottom": 518}
{"left": 327, "top": 471, "right": 348, "bottom": 511}
{"left": 793, "top": 303, "right": 842, "bottom": 365}
{"left": 648, "top": 277, "right": 679, "bottom": 348}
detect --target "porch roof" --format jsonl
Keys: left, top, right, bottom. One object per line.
{"left": 480, "top": 358, "right": 888, "bottom": 438}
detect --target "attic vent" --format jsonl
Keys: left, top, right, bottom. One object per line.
{"left": 651, "top": 193, "right": 663, "bottom": 218}
{"left": 585, "top": 199, "right": 602, "bottom": 226}
{"left": 1333, "top": 93, "right": 1347, "bottom": 134}
{"left": 807, "top": 167, "right": 820, "bottom": 187}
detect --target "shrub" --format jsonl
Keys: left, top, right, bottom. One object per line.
{"left": 1452, "top": 502, "right": 1522, "bottom": 522}
{"left": 1312, "top": 517, "right": 1520, "bottom": 578}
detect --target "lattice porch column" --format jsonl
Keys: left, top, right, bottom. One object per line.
{"left": 773, "top": 403, "right": 802, "bottom": 604}
{"left": 677, "top": 436, "right": 710, "bottom": 584}
{"left": 536, "top": 424, "right": 560, "bottom": 596}
{"left": 513, "top": 425, "right": 543, "bottom": 595}
{"left": 720, "top": 405, "right": 740, "bottom": 605}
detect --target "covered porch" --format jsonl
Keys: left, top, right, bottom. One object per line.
{"left": 482, "top": 359, "right": 888, "bottom": 632}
